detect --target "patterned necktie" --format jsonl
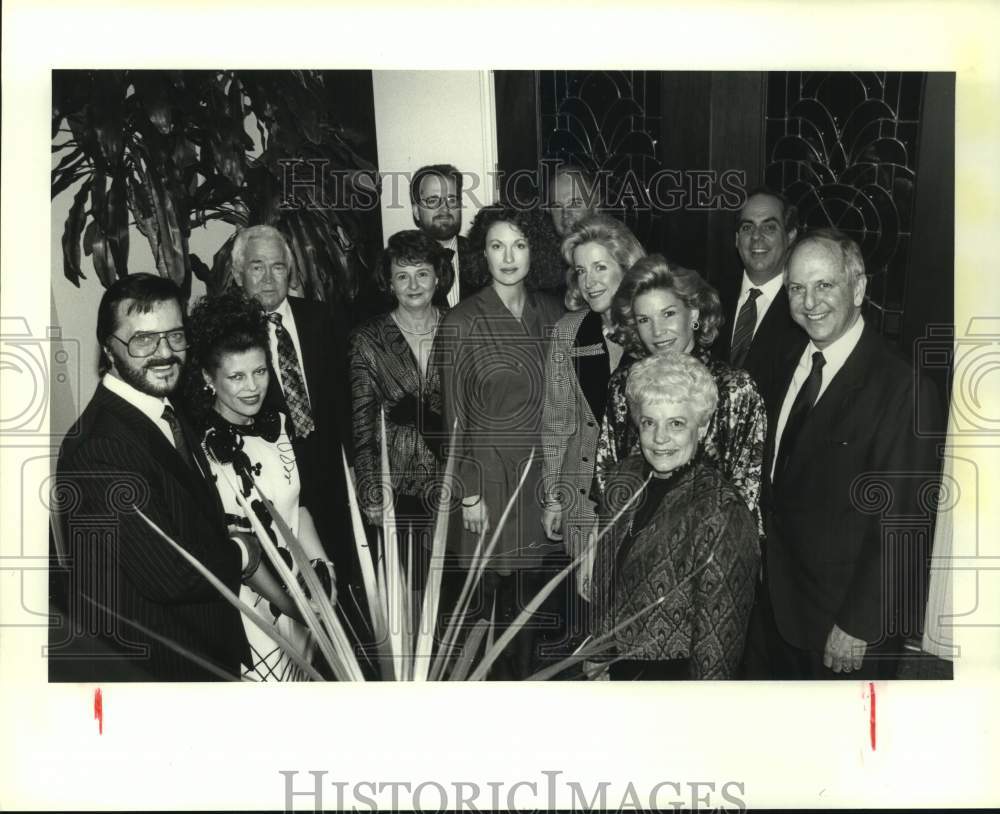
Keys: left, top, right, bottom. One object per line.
{"left": 774, "top": 351, "right": 826, "bottom": 477}
{"left": 161, "top": 404, "right": 196, "bottom": 470}
{"left": 268, "top": 312, "right": 316, "bottom": 438}
{"left": 729, "top": 287, "right": 762, "bottom": 367}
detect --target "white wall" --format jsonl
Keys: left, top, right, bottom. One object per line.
{"left": 372, "top": 70, "right": 498, "bottom": 243}
{"left": 49, "top": 175, "right": 218, "bottom": 438}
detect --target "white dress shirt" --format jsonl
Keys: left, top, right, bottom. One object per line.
{"left": 771, "top": 315, "right": 865, "bottom": 479}
{"left": 102, "top": 372, "right": 176, "bottom": 448}
{"left": 267, "top": 297, "right": 312, "bottom": 407}
{"left": 731, "top": 270, "right": 786, "bottom": 344}
{"left": 441, "top": 236, "right": 460, "bottom": 307}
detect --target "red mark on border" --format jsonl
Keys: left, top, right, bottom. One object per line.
{"left": 868, "top": 682, "right": 876, "bottom": 750}
{"left": 94, "top": 688, "right": 103, "bottom": 735}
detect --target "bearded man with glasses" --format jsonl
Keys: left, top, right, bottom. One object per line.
{"left": 408, "top": 163, "right": 485, "bottom": 307}
{"left": 50, "top": 273, "right": 248, "bottom": 681}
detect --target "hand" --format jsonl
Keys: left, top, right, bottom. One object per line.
{"left": 462, "top": 499, "right": 489, "bottom": 536}
{"left": 541, "top": 504, "right": 564, "bottom": 541}
{"left": 824, "top": 623, "right": 867, "bottom": 673}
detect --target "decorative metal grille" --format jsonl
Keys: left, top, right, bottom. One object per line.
{"left": 765, "top": 72, "right": 926, "bottom": 341}
{"left": 539, "top": 71, "right": 662, "bottom": 246}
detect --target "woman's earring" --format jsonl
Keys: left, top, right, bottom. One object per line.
{"left": 204, "top": 382, "right": 215, "bottom": 396}
{"left": 692, "top": 320, "right": 700, "bottom": 331}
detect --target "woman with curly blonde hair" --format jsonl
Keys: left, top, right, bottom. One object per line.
{"left": 540, "top": 215, "right": 644, "bottom": 584}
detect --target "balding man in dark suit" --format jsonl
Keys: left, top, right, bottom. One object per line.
{"left": 744, "top": 229, "right": 940, "bottom": 679}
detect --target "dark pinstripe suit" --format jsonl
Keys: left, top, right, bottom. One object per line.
{"left": 50, "top": 384, "right": 248, "bottom": 681}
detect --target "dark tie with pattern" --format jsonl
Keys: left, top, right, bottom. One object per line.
{"left": 774, "top": 351, "right": 826, "bottom": 478}
{"left": 442, "top": 247, "right": 457, "bottom": 302}
{"left": 161, "top": 404, "right": 196, "bottom": 471}
{"left": 729, "top": 287, "right": 762, "bottom": 367}
{"left": 268, "top": 312, "right": 316, "bottom": 438}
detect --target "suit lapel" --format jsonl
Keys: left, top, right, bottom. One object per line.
{"left": 716, "top": 278, "right": 741, "bottom": 359}
{"left": 98, "top": 389, "right": 223, "bottom": 524}
{"left": 753, "top": 286, "right": 789, "bottom": 350}
{"left": 781, "top": 325, "right": 876, "bottom": 480}
{"left": 287, "top": 297, "right": 318, "bottom": 404}
{"left": 574, "top": 309, "right": 609, "bottom": 423}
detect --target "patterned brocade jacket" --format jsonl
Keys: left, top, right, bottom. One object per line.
{"left": 596, "top": 453, "right": 759, "bottom": 678}
{"left": 593, "top": 347, "right": 766, "bottom": 534}
{"left": 348, "top": 313, "right": 442, "bottom": 515}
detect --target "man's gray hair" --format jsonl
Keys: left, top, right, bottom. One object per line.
{"left": 231, "top": 224, "right": 294, "bottom": 275}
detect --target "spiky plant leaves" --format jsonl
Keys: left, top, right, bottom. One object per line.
{"left": 82, "top": 595, "right": 240, "bottom": 682}
{"left": 132, "top": 506, "right": 323, "bottom": 681}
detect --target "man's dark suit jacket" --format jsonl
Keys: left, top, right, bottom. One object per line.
{"left": 761, "top": 322, "right": 941, "bottom": 653}
{"left": 714, "top": 280, "right": 803, "bottom": 407}
{"left": 262, "top": 296, "right": 352, "bottom": 565}
{"left": 451, "top": 234, "right": 488, "bottom": 302}
{"left": 50, "top": 385, "right": 248, "bottom": 681}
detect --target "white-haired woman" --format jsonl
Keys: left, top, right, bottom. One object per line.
{"left": 594, "top": 352, "right": 758, "bottom": 680}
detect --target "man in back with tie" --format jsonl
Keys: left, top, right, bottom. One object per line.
{"left": 744, "top": 229, "right": 940, "bottom": 679}
{"left": 51, "top": 274, "right": 247, "bottom": 681}
{"left": 230, "top": 226, "right": 354, "bottom": 606}
{"left": 410, "top": 163, "right": 484, "bottom": 307}
{"left": 714, "top": 187, "right": 804, "bottom": 405}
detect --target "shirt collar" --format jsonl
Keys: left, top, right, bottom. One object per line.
{"left": 102, "top": 371, "right": 170, "bottom": 425}
{"left": 270, "top": 297, "right": 292, "bottom": 321}
{"left": 802, "top": 313, "right": 865, "bottom": 371}
{"left": 738, "top": 270, "right": 785, "bottom": 304}
{"left": 441, "top": 236, "right": 459, "bottom": 254}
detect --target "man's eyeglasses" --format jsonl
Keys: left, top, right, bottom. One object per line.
{"left": 419, "top": 195, "right": 461, "bottom": 210}
{"left": 111, "top": 329, "right": 188, "bottom": 358}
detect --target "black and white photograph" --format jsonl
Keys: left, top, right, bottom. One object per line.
{"left": 2, "top": 1, "right": 999, "bottom": 811}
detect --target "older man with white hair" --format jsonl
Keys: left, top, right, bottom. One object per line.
{"left": 231, "top": 224, "right": 352, "bottom": 570}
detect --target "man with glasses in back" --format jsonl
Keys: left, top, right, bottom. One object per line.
{"left": 410, "top": 163, "right": 484, "bottom": 306}
{"left": 51, "top": 274, "right": 248, "bottom": 681}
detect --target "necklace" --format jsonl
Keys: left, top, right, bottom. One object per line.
{"left": 393, "top": 309, "right": 439, "bottom": 336}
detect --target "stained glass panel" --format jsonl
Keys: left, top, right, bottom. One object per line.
{"left": 539, "top": 70, "right": 663, "bottom": 247}
{"left": 765, "top": 71, "right": 926, "bottom": 342}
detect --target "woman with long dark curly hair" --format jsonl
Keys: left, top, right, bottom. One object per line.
{"left": 431, "top": 203, "right": 565, "bottom": 679}
{"left": 185, "top": 289, "right": 336, "bottom": 681}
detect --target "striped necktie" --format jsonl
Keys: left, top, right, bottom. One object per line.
{"left": 729, "top": 287, "right": 762, "bottom": 367}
